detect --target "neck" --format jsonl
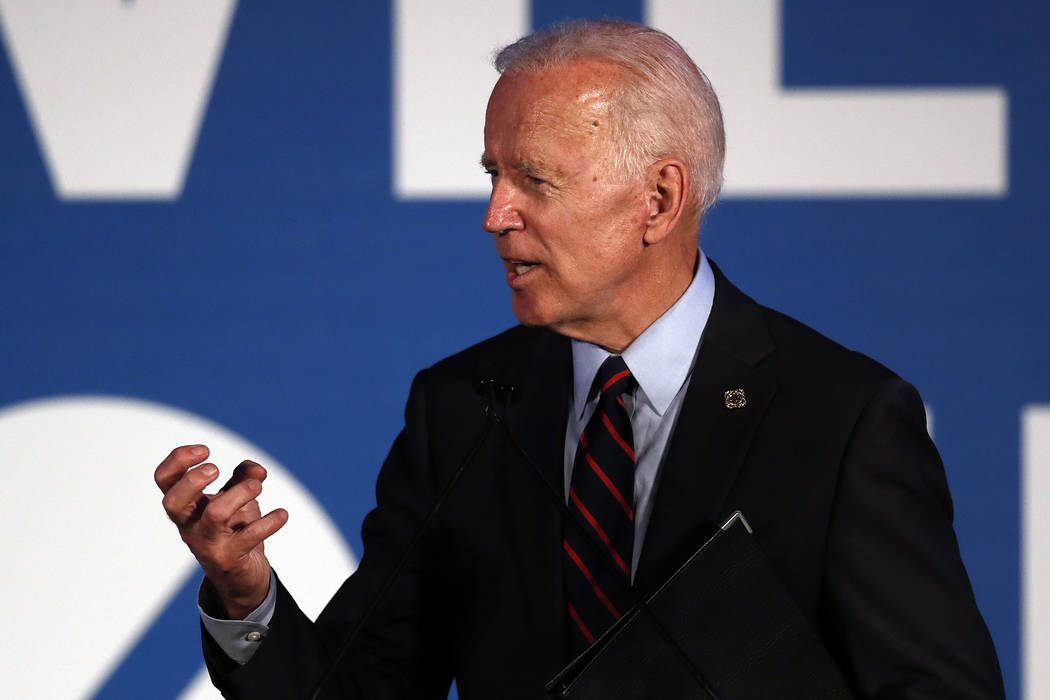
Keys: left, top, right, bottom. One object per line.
{"left": 558, "top": 251, "right": 698, "bottom": 353}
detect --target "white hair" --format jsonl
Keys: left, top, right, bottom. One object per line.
{"left": 494, "top": 19, "right": 725, "bottom": 215}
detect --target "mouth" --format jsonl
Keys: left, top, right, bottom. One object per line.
{"left": 510, "top": 260, "right": 539, "bottom": 275}
{"left": 503, "top": 258, "right": 541, "bottom": 285}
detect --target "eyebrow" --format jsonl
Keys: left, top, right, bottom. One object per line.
{"left": 518, "top": 161, "right": 550, "bottom": 178}
{"left": 479, "top": 155, "right": 561, "bottom": 180}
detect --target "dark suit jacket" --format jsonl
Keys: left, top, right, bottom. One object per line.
{"left": 204, "top": 263, "right": 1005, "bottom": 699}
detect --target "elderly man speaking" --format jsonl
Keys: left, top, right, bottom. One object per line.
{"left": 155, "top": 19, "right": 1004, "bottom": 699}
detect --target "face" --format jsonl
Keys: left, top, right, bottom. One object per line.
{"left": 481, "top": 61, "right": 654, "bottom": 344}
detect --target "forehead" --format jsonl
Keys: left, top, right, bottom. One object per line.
{"left": 483, "top": 60, "right": 625, "bottom": 159}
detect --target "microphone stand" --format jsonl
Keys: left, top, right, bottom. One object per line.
{"left": 306, "top": 371, "right": 719, "bottom": 699}
{"left": 306, "top": 377, "right": 510, "bottom": 700}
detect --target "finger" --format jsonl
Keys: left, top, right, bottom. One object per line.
{"left": 220, "top": 460, "right": 268, "bottom": 491}
{"left": 230, "top": 508, "right": 289, "bottom": 555}
{"left": 229, "top": 498, "right": 263, "bottom": 531}
{"left": 155, "top": 444, "right": 210, "bottom": 493}
{"left": 201, "top": 478, "right": 264, "bottom": 530}
{"left": 161, "top": 462, "right": 220, "bottom": 524}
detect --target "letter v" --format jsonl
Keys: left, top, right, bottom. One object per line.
{"left": 0, "top": 0, "right": 237, "bottom": 200}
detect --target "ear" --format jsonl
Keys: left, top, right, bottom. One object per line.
{"left": 642, "top": 159, "right": 687, "bottom": 246}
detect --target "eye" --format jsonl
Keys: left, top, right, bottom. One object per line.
{"left": 526, "top": 175, "right": 546, "bottom": 186}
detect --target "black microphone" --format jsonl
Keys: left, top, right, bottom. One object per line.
{"left": 307, "top": 362, "right": 714, "bottom": 699}
{"left": 476, "top": 359, "right": 519, "bottom": 420}
{"left": 306, "top": 365, "right": 512, "bottom": 700}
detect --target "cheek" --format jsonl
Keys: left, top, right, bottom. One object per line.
{"left": 586, "top": 210, "right": 646, "bottom": 267}
{"left": 560, "top": 241, "right": 631, "bottom": 301}
{"left": 542, "top": 189, "right": 645, "bottom": 283}
{"left": 589, "top": 188, "right": 648, "bottom": 242}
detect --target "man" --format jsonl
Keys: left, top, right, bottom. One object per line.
{"left": 155, "top": 19, "right": 1005, "bottom": 699}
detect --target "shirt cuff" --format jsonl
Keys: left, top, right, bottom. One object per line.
{"left": 198, "top": 570, "right": 277, "bottom": 665}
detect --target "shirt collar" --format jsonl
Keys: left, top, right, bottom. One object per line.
{"left": 571, "top": 251, "right": 716, "bottom": 418}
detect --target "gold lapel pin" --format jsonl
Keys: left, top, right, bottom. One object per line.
{"left": 724, "top": 388, "right": 747, "bottom": 409}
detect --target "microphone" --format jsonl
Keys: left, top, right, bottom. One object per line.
{"left": 476, "top": 359, "right": 518, "bottom": 421}
{"left": 307, "top": 360, "right": 714, "bottom": 699}
{"left": 306, "top": 364, "right": 511, "bottom": 700}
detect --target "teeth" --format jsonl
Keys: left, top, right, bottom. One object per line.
{"left": 514, "top": 263, "right": 536, "bottom": 275}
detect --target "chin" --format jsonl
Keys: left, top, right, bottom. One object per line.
{"left": 510, "top": 295, "right": 558, "bottom": 329}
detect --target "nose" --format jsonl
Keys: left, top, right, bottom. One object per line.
{"left": 482, "top": 181, "right": 523, "bottom": 236}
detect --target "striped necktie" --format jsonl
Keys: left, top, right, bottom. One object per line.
{"left": 564, "top": 355, "right": 637, "bottom": 652}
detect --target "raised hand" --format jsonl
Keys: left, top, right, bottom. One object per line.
{"left": 155, "top": 444, "right": 288, "bottom": 619}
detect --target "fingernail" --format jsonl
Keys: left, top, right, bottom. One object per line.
{"left": 191, "top": 445, "right": 207, "bottom": 456}
{"left": 201, "top": 464, "right": 218, "bottom": 477}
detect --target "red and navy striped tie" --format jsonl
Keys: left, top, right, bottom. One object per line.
{"left": 564, "top": 355, "right": 637, "bottom": 652}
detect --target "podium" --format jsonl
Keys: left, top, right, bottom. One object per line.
{"left": 547, "top": 513, "right": 855, "bottom": 700}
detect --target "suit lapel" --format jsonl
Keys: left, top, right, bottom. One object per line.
{"left": 636, "top": 264, "right": 778, "bottom": 592}
{"left": 497, "top": 328, "right": 572, "bottom": 664}
{"left": 504, "top": 328, "right": 572, "bottom": 499}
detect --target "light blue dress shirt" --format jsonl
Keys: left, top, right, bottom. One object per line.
{"left": 565, "top": 252, "right": 715, "bottom": 576}
{"left": 203, "top": 251, "right": 716, "bottom": 663}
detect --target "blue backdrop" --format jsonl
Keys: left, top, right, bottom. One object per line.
{"left": 1, "top": 1, "right": 1046, "bottom": 698}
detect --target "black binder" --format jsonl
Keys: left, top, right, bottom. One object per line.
{"left": 546, "top": 512, "right": 856, "bottom": 700}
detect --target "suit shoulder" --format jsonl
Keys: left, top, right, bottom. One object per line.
{"left": 758, "top": 303, "right": 901, "bottom": 389}
{"left": 709, "top": 261, "right": 900, "bottom": 391}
